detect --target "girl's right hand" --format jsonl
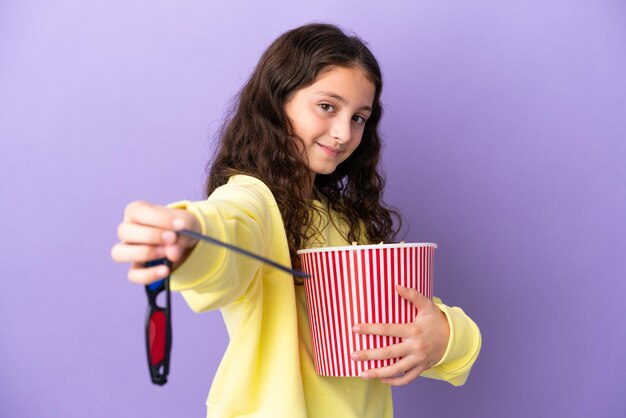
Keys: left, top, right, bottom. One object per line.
{"left": 111, "top": 200, "right": 201, "bottom": 284}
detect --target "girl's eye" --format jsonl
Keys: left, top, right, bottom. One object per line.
{"left": 352, "top": 115, "right": 367, "bottom": 125}
{"left": 319, "top": 103, "right": 335, "bottom": 112}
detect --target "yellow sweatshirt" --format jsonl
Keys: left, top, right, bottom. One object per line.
{"left": 170, "top": 175, "right": 481, "bottom": 418}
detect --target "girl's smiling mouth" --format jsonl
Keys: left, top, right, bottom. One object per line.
{"left": 316, "top": 142, "right": 341, "bottom": 157}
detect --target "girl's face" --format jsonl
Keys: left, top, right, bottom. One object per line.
{"left": 285, "top": 66, "right": 375, "bottom": 182}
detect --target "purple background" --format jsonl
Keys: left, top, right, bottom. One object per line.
{"left": 1, "top": 1, "right": 625, "bottom": 417}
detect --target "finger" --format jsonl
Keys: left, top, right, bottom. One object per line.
{"left": 127, "top": 263, "right": 171, "bottom": 285}
{"left": 396, "top": 285, "right": 432, "bottom": 311}
{"left": 360, "top": 355, "right": 417, "bottom": 380}
{"left": 353, "top": 322, "right": 410, "bottom": 338}
{"left": 122, "top": 202, "right": 200, "bottom": 249}
{"left": 163, "top": 243, "right": 186, "bottom": 263}
{"left": 380, "top": 365, "right": 428, "bottom": 386}
{"left": 111, "top": 243, "right": 165, "bottom": 263}
{"left": 123, "top": 200, "right": 177, "bottom": 229}
{"left": 351, "top": 342, "right": 408, "bottom": 362}
{"left": 117, "top": 222, "right": 172, "bottom": 245}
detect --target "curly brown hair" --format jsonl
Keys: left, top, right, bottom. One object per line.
{"left": 205, "top": 23, "right": 401, "bottom": 279}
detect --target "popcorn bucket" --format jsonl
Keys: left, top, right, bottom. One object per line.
{"left": 297, "top": 243, "right": 436, "bottom": 377}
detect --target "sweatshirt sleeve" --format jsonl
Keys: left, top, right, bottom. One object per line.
{"left": 167, "top": 177, "right": 274, "bottom": 313}
{"left": 419, "top": 297, "right": 482, "bottom": 386}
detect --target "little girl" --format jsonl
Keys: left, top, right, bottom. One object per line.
{"left": 112, "top": 23, "right": 481, "bottom": 418}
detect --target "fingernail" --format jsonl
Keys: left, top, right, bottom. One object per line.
{"left": 350, "top": 352, "right": 358, "bottom": 359}
{"left": 352, "top": 325, "right": 360, "bottom": 332}
{"left": 162, "top": 230, "right": 176, "bottom": 243}
{"left": 168, "top": 246, "right": 181, "bottom": 261}
{"left": 156, "top": 266, "right": 169, "bottom": 277}
{"left": 172, "top": 218, "right": 185, "bottom": 229}
{"left": 360, "top": 371, "right": 370, "bottom": 379}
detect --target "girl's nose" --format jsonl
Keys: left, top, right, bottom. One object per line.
{"left": 329, "top": 116, "right": 352, "bottom": 144}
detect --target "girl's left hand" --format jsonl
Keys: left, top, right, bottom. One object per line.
{"left": 351, "top": 285, "right": 450, "bottom": 386}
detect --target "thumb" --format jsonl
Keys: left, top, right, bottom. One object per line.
{"left": 163, "top": 208, "right": 201, "bottom": 262}
{"left": 396, "top": 284, "right": 432, "bottom": 312}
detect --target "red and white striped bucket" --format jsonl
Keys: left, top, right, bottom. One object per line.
{"left": 297, "top": 243, "right": 436, "bottom": 377}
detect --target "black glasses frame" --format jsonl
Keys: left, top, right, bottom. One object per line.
{"left": 139, "top": 230, "right": 308, "bottom": 386}
{"left": 144, "top": 258, "right": 172, "bottom": 385}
